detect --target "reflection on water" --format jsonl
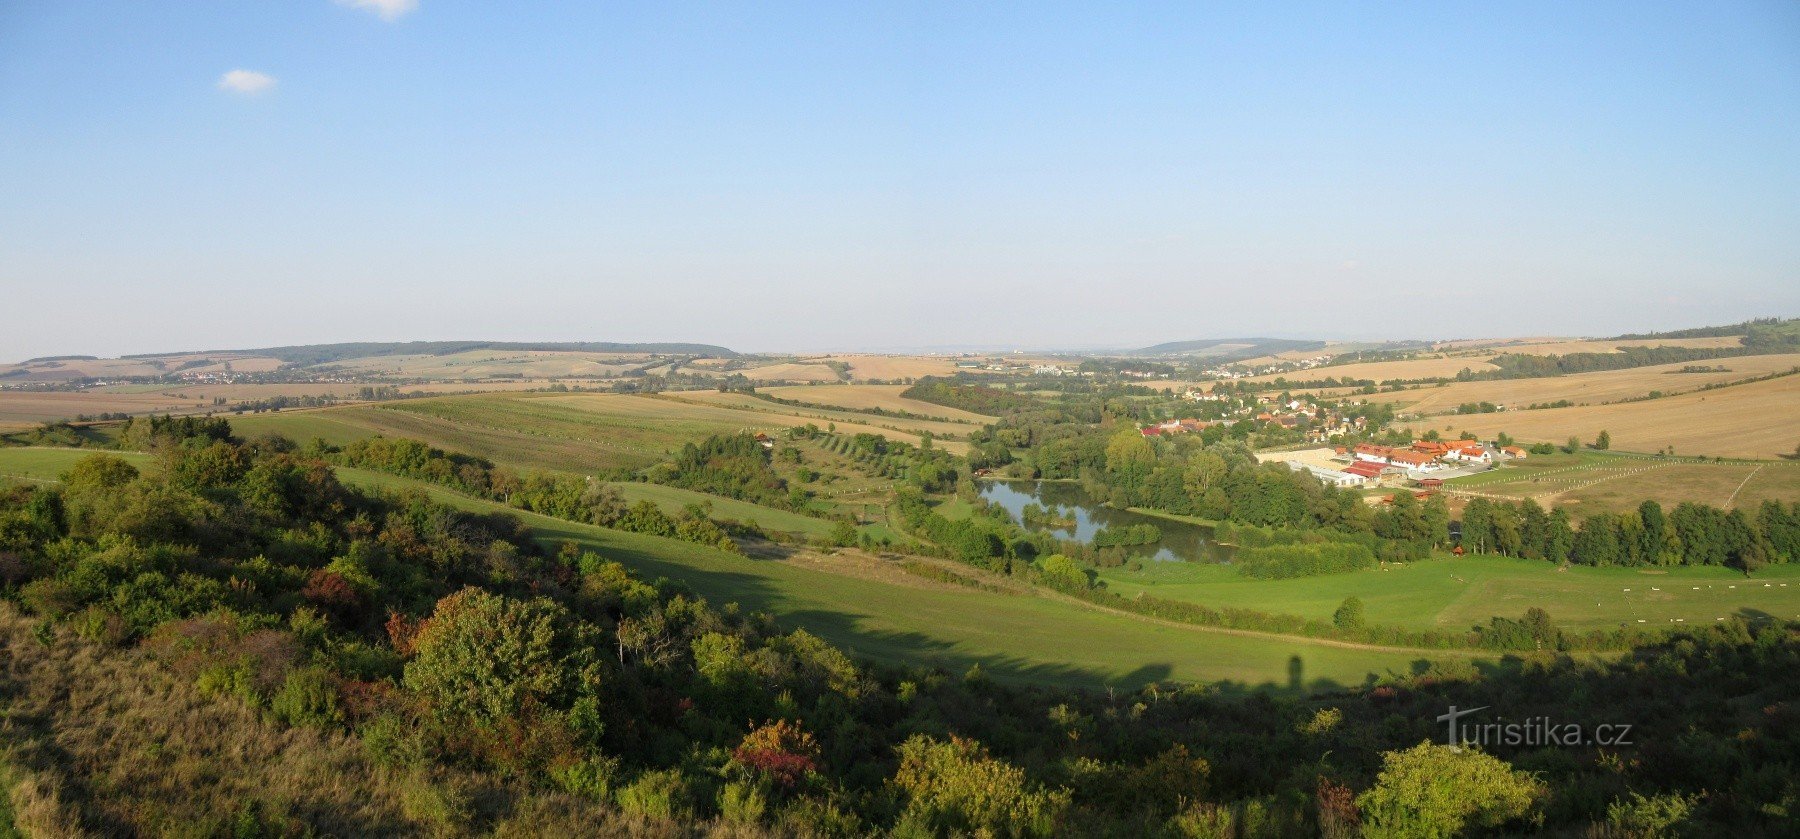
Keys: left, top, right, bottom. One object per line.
{"left": 976, "top": 480, "right": 1231, "bottom": 563}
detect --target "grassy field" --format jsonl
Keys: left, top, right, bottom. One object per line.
{"left": 758, "top": 383, "right": 997, "bottom": 423}
{"left": 1098, "top": 554, "right": 1800, "bottom": 634}
{"left": 0, "top": 447, "right": 156, "bottom": 485}
{"left": 1368, "top": 354, "right": 1800, "bottom": 416}
{"left": 1435, "top": 373, "right": 1800, "bottom": 460}
{"left": 333, "top": 467, "right": 1446, "bottom": 690}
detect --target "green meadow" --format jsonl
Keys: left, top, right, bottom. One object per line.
{"left": 1098, "top": 553, "right": 1800, "bottom": 632}
{"left": 332, "top": 467, "right": 1448, "bottom": 691}
{"left": 0, "top": 447, "right": 155, "bottom": 484}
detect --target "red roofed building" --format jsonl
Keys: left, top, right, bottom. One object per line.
{"left": 1140, "top": 426, "right": 1162, "bottom": 437}
{"left": 1444, "top": 445, "right": 1492, "bottom": 464}
{"left": 1343, "top": 461, "right": 1387, "bottom": 479}
{"left": 1388, "top": 450, "right": 1438, "bottom": 469}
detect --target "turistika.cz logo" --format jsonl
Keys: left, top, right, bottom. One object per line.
{"left": 1437, "top": 705, "right": 1633, "bottom": 748}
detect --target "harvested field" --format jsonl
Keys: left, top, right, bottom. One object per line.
{"left": 823, "top": 354, "right": 963, "bottom": 380}
{"left": 1248, "top": 356, "right": 1499, "bottom": 383}
{"left": 326, "top": 349, "right": 641, "bottom": 379}
{"left": 1368, "top": 354, "right": 1800, "bottom": 415}
{"left": 734, "top": 361, "right": 843, "bottom": 382}
{"left": 0, "top": 353, "right": 284, "bottom": 382}
{"left": 0, "top": 390, "right": 213, "bottom": 429}
{"left": 757, "top": 384, "right": 996, "bottom": 422}
{"left": 1433, "top": 373, "right": 1800, "bottom": 460}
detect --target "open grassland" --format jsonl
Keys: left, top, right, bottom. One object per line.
{"left": 335, "top": 468, "right": 1449, "bottom": 690}
{"left": 1445, "top": 453, "right": 1800, "bottom": 516}
{"left": 1098, "top": 554, "right": 1800, "bottom": 634}
{"left": 1369, "top": 354, "right": 1800, "bottom": 415}
{"left": 663, "top": 390, "right": 979, "bottom": 442}
{"left": 0, "top": 447, "right": 156, "bottom": 485}
{"left": 759, "top": 383, "right": 997, "bottom": 423}
{"left": 1436, "top": 373, "right": 1800, "bottom": 459}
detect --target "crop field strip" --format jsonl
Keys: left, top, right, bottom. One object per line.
{"left": 1368, "top": 353, "right": 1800, "bottom": 416}
{"left": 1433, "top": 372, "right": 1800, "bottom": 460}
{"left": 757, "top": 383, "right": 998, "bottom": 423}
{"left": 658, "top": 391, "right": 980, "bottom": 440}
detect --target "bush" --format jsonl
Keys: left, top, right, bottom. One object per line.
{"left": 1356, "top": 742, "right": 1541, "bottom": 838}
{"left": 891, "top": 735, "right": 1070, "bottom": 838}
{"left": 269, "top": 666, "right": 342, "bottom": 728}
{"left": 615, "top": 767, "right": 695, "bottom": 821}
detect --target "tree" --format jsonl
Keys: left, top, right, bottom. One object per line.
{"left": 1035, "top": 554, "right": 1090, "bottom": 593}
{"left": 403, "top": 587, "right": 599, "bottom": 727}
{"left": 1564, "top": 436, "right": 1581, "bottom": 454}
{"left": 1355, "top": 742, "right": 1542, "bottom": 839}
{"left": 1333, "top": 596, "right": 1365, "bottom": 631}
{"left": 1595, "top": 430, "right": 1612, "bottom": 451}
{"left": 830, "top": 520, "right": 858, "bottom": 547}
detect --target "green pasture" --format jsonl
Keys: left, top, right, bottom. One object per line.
{"left": 0, "top": 447, "right": 156, "bottom": 484}
{"left": 1098, "top": 553, "right": 1800, "bottom": 633}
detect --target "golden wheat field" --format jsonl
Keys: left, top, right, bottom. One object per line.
{"left": 759, "top": 383, "right": 997, "bottom": 422}
{"left": 1368, "top": 354, "right": 1800, "bottom": 415}
{"left": 1424, "top": 373, "right": 1800, "bottom": 459}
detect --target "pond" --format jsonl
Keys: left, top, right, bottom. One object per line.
{"left": 976, "top": 480, "right": 1232, "bottom": 563}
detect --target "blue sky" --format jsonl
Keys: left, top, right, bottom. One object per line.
{"left": 2, "top": 1, "right": 1797, "bottom": 358}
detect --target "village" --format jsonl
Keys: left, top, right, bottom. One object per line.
{"left": 1258, "top": 437, "right": 1531, "bottom": 491}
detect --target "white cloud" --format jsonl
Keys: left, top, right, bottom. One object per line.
{"left": 334, "top": 0, "right": 418, "bottom": 22}
{"left": 216, "top": 69, "right": 276, "bottom": 96}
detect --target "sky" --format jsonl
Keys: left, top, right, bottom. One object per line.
{"left": 2, "top": 1, "right": 1797, "bottom": 359}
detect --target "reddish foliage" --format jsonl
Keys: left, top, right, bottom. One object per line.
{"left": 338, "top": 679, "right": 397, "bottom": 721}
{"left": 1316, "top": 775, "right": 1360, "bottom": 836}
{"left": 732, "top": 719, "right": 820, "bottom": 789}
{"left": 385, "top": 611, "right": 427, "bottom": 657}
{"left": 302, "top": 570, "right": 361, "bottom": 618}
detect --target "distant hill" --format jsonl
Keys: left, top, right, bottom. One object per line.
{"left": 1129, "top": 337, "right": 1328, "bottom": 358}
{"left": 123, "top": 341, "right": 739, "bottom": 365}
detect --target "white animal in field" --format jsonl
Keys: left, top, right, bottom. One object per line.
{"left": 1651, "top": 587, "right": 1659, "bottom": 591}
